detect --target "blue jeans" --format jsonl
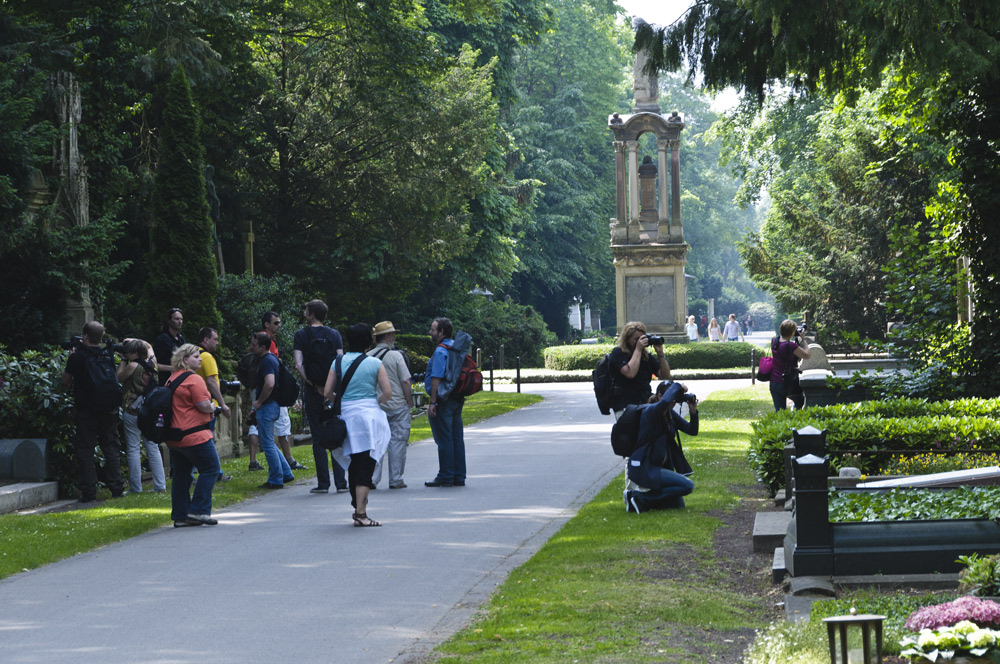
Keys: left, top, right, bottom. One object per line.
{"left": 769, "top": 381, "right": 804, "bottom": 411}
{"left": 168, "top": 440, "right": 220, "bottom": 520}
{"left": 630, "top": 469, "right": 694, "bottom": 512}
{"left": 257, "top": 401, "right": 293, "bottom": 485}
{"left": 123, "top": 411, "right": 166, "bottom": 492}
{"left": 429, "top": 397, "right": 465, "bottom": 483}
{"left": 303, "top": 388, "right": 346, "bottom": 490}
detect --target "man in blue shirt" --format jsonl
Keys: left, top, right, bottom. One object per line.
{"left": 250, "top": 331, "right": 294, "bottom": 489}
{"left": 424, "top": 317, "right": 466, "bottom": 487}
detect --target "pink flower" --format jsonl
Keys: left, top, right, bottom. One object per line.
{"left": 906, "top": 597, "right": 1000, "bottom": 631}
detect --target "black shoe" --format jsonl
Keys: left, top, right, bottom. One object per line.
{"left": 290, "top": 460, "right": 308, "bottom": 470}
{"left": 257, "top": 482, "right": 283, "bottom": 490}
{"left": 424, "top": 479, "right": 454, "bottom": 487}
{"left": 110, "top": 490, "right": 127, "bottom": 498}
{"left": 335, "top": 487, "right": 350, "bottom": 494}
{"left": 309, "top": 487, "right": 329, "bottom": 494}
{"left": 174, "top": 518, "right": 203, "bottom": 528}
{"left": 187, "top": 513, "right": 218, "bottom": 525}
{"left": 453, "top": 481, "right": 465, "bottom": 487}
{"left": 218, "top": 474, "right": 233, "bottom": 483}
{"left": 248, "top": 461, "right": 264, "bottom": 471}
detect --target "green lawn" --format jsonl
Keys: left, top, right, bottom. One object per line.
{"left": 433, "top": 385, "right": 776, "bottom": 663}
{"left": 0, "top": 390, "right": 541, "bottom": 581}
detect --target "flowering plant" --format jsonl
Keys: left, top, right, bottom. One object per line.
{"left": 901, "top": 598, "right": 1000, "bottom": 662}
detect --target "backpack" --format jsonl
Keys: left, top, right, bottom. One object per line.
{"left": 303, "top": 326, "right": 338, "bottom": 385}
{"left": 236, "top": 352, "right": 260, "bottom": 389}
{"left": 84, "top": 347, "right": 123, "bottom": 411}
{"left": 273, "top": 359, "right": 300, "bottom": 407}
{"left": 136, "top": 372, "right": 209, "bottom": 443}
{"left": 610, "top": 404, "right": 643, "bottom": 458}
{"left": 437, "top": 332, "right": 482, "bottom": 399}
{"left": 593, "top": 354, "right": 614, "bottom": 415}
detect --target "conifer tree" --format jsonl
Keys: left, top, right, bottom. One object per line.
{"left": 143, "top": 64, "right": 221, "bottom": 338}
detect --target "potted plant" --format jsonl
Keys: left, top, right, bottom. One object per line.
{"left": 901, "top": 597, "right": 1000, "bottom": 662}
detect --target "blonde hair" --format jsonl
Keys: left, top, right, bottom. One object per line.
{"left": 687, "top": 315, "right": 695, "bottom": 324}
{"left": 170, "top": 343, "right": 202, "bottom": 371}
{"left": 709, "top": 317, "right": 719, "bottom": 328}
{"left": 617, "top": 321, "right": 648, "bottom": 354}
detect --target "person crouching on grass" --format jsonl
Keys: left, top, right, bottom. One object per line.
{"left": 624, "top": 380, "right": 698, "bottom": 514}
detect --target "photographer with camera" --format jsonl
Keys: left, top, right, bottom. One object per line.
{"left": 195, "top": 327, "right": 233, "bottom": 483}
{"left": 117, "top": 338, "right": 167, "bottom": 494}
{"left": 61, "top": 321, "right": 127, "bottom": 503}
{"left": 608, "top": 321, "right": 671, "bottom": 417}
{"left": 769, "top": 319, "right": 812, "bottom": 412}
{"left": 624, "top": 381, "right": 698, "bottom": 514}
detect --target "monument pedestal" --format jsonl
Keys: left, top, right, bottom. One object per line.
{"left": 612, "top": 242, "right": 688, "bottom": 343}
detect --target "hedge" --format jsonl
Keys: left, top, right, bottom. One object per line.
{"left": 748, "top": 398, "right": 1000, "bottom": 495}
{"left": 544, "top": 342, "right": 760, "bottom": 371}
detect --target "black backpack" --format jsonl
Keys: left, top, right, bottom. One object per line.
{"left": 593, "top": 353, "right": 615, "bottom": 415}
{"left": 610, "top": 403, "right": 644, "bottom": 458}
{"left": 236, "top": 352, "right": 260, "bottom": 389}
{"left": 136, "top": 372, "right": 209, "bottom": 443}
{"left": 273, "top": 359, "right": 300, "bottom": 407}
{"left": 84, "top": 347, "right": 123, "bottom": 411}
{"left": 303, "top": 326, "right": 338, "bottom": 386}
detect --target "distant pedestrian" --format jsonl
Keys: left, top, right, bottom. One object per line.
{"left": 367, "top": 321, "right": 413, "bottom": 489}
{"left": 117, "top": 338, "right": 166, "bottom": 494}
{"left": 324, "top": 323, "right": 391, "bottom": 527}
{"left": 707, "top": 317, "right": 721, "bottom": 342}
{"left": 61, "top": 321, "right": 126, "bottom": 503}
{"left": 165, "top": 344, "right": 220, "bottom": 527}
{"left": 723, "top": 314, "right": 743, "bottom": 342}
{"left": 685, "top": 315, "right": 699, "bottom": 342}
{"left": 293, "top": 299, "right": 348, "bottom": 494}
{"left": 425, "top": 317, "right": 469, "bottom": 487}
{"left": 153, "top": 308, "right": 185, "bottom": 385}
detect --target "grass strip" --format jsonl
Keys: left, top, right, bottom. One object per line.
{"left": 0, "top": 391, "right": 541, "bottom": 581}
{"left": 433, "top": 386, "right": 774, "bottom": 663}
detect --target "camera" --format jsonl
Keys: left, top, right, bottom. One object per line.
{"left": 220, "top": 379, "right": 242, "bottom": 395}
{"left": 109, "top": 342, "right": 126, "bottom": 355}
{"left": 644, "top": 334, "right": 664, "bottom": 345}
{"left": 677, "top": 392, "right": 698, "bottom": 405}
{"left": 796, "top": 323, "right": 808, "bottom": 337}
{"left": 61, "top": 335, "right": 84, "bottom": 351}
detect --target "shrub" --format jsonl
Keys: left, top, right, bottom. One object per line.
{"left": 748, "top": 397, "right": 1000, "bottom": 494}
{"left": 216, "top": 273, "right": 308, "bottom": 358}
{"left": 447, "top": 298, "right": 556, "bottom": 368}
{"left": 959, "top": 554, "right": 1000, "bottom": 598}
{"left": 748, "top": 301, "right": 776, "bottom": 332}
{"left": 544, "top": 341, "right": 759, "bottom": 371}
{"left": 0, "top": 347, "right": 78, "bottom": 495}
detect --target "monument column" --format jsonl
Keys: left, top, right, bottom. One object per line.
{"left": 626, "top": 140, "right": 640, "bottom": 223}
{"left": 613, "top": 140, "right": 627, "bottom": 222}
{"left": 669, "top": 137, "right": 683, "bottom": 243}
{"left": 656, "top": 139, "right": 670, "bottom": 241}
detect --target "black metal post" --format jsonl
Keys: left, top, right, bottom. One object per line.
{"left": 751, "top": 346, "right": 756, "bottom": 385}
{"left": 516, "top": 357, "right": 521, "bottom": 393}
{"left": 489, "top": 356, "right": 494, "bottom": 392}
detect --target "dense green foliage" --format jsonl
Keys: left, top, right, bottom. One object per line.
{"left": 636, "top": 0, "right": 1000, "bottom": 390}
{"left": 215, "top": 273, "right": 308, "bottom": 357}
{"left": 544, "top": 341, "right": 758, "bottom": 371}
{"left": 829, "top": 486, "right": 1000, "bottom": 522}
{"left": 447, "top": 296, "right": 557, "bottom": 367}
{"left": 0, "top": 347, "right": 78, "bottom": 493}
{"left": 748, "top": 398, "right": 1000, "bottom": 494}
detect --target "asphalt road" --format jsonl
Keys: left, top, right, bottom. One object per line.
{"left": 0, "top": 379, "right": 751, "bottom": 664}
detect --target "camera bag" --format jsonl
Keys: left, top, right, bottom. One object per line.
{"left": 314, "top": 354, "right": 366, "bottom": 451}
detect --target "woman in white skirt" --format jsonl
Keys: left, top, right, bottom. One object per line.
{"left": 324, "top": 323, "right": 391, "bottom": 527}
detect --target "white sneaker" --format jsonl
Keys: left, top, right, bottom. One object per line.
{"left": 629, "top": 494, "right": 642, "bottom": 514}
{"left": 623, "top": 489, "right": 632, "bottom": 513}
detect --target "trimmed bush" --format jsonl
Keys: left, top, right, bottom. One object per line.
{"left": 544, "top": 342, "right": 759, "bottom": 371}
{"left": 748, "top": 397, "right": 1000, "bottom": 495}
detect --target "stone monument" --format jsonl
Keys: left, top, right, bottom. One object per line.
{"left": 607, "top": 34, "right": 689, "bottom": 342}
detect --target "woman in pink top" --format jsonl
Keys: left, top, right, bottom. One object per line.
{"left": 769, "top": 320, "right": 811, "bottom": 411}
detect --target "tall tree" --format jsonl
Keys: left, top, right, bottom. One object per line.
{"left": 143, "top": 65, "right": 221, "bottom": 337}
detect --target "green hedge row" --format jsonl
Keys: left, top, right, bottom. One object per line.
{"left": 748, "top": 397, "right": 1000, "bottom": 495}
{"left": 544, "top": 342, "right": 759, "bottom": 371}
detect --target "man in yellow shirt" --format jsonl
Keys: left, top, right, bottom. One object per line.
{"left": 196, "top": 327, "right": 232, "bottom": 482}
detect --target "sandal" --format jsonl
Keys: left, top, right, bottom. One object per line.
{"left": 353, "top": 512, "right": 381, "bottom": 527}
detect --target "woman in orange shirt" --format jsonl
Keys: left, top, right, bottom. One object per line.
{"left": 167, "top": 344, "right": 221, "bottom": 528}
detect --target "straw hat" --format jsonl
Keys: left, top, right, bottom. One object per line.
{"left": 373, "top": 321, "right": 398, "bottom": 336}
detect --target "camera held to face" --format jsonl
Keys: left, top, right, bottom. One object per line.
{"left": 644, "top": 334, "right": 664, "bottom": 346}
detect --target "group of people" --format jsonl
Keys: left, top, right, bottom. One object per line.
{"left": 686, "top": 313, "right": 746, "bottom": 342}
{"left": 61, "top": 302, "right": 468, "bottom": 530}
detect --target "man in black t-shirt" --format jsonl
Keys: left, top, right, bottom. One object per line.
{"left": 61, "top": 321, "right": 126, "bottom": 503}
{"left": 153, "top": 307, "right": 185, "bottom": 385}
{"left": 608, "top": 321, "right": 672, "bottom": 414}
{"left": 293, "top": 299, "right": 346, "bottom": 493}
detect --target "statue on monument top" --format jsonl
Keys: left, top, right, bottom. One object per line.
{"left": 632, "top": 19, "right": 660, "bottom": 114}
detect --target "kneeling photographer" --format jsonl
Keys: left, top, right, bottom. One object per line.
{"left": 624, "top": 380, "right": 698, "bottom": 514}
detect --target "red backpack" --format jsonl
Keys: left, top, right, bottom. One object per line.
{"left": 437, "top": 341, "right": 483, "bottom": 398}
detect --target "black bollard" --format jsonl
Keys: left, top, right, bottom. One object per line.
{"left": 489, "top": 355, "right": 494, "bottom": 392}
{"left": 516, "top": 357, "right": 521, "bottom": 393}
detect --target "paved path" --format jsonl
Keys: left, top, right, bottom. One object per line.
{"left": 0, "top": 379, "right": 750, "bottom": 664}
